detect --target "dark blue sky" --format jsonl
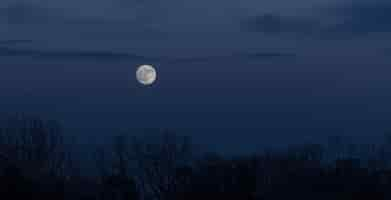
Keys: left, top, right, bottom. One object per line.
{"left": 1, "top": 0, "right": 391, "bottom": 152}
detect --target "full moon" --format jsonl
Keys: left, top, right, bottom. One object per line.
{"left": 136, "top": 64, "right": 157, "bottom": 85}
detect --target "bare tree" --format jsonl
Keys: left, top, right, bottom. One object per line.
{"left": 94, "top": 134, "right": 140, "bottom": 200}
{"left": 0, "top": 115, "right": 74, "bottom": 180}
{"left": 126, "top": 130, "right": 194, "bottom": 200}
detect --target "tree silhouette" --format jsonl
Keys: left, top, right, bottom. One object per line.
{"left": 127, "top": 130, "right": 194, "bottom": 200}
{"left": 2, "top": 115, "right": 391, "bottom": 199}
{"left": 95, "top": 135, "right": 140, "bottom": 200}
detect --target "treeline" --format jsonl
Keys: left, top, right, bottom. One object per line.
{"left": 1, "top": 116, "right": 391, "bottom": 200}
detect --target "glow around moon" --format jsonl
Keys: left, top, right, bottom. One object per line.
{"left": 136, "top": 64, "right": 157, "bottom": 85}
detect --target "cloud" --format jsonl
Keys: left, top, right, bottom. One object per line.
{"left": 241, "top": 13, "right": 317, "bottom": 36}
{"left": 241, "top": 2, "right": 391, "bottom": 38}
{"left": 0, "top": 47, "right": 157, "bottom": 61}
{"left": 0, "top": 40, "right": 33, "bottom": 45}
{"left": 325, "top": 2, "right": 391, "bottom": 36}
{"left": 383, "top": 48, "right": 391, "bottom": 56}
{"left": 0, "top": 46, "right": 294, "bottom": 63}
{"left": 168, "top": 51, "right": 295, "bottom": 64}
{"left": 0, "top": 2, "right": 109, "bottom": 25}
{"left": 0, "top": 2, "right": 54, "bottom": 24}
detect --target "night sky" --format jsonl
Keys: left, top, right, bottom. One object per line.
{"left": 1, "top": 0, "right": 391, "bottom": 153}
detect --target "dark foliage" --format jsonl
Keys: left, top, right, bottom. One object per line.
{"left": 1, "top": 116, "right": 391, "bottom": 200}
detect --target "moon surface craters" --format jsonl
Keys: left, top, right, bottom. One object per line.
{"left": 136, "top": 64, "right": 157, "bottom": 85}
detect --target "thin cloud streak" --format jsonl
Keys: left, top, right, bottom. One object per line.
{"left": 0, "top": 40, "right": 33, "bottom": 45}
{"left": 0, "top": 46, "right": 295, "bottom": 62}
